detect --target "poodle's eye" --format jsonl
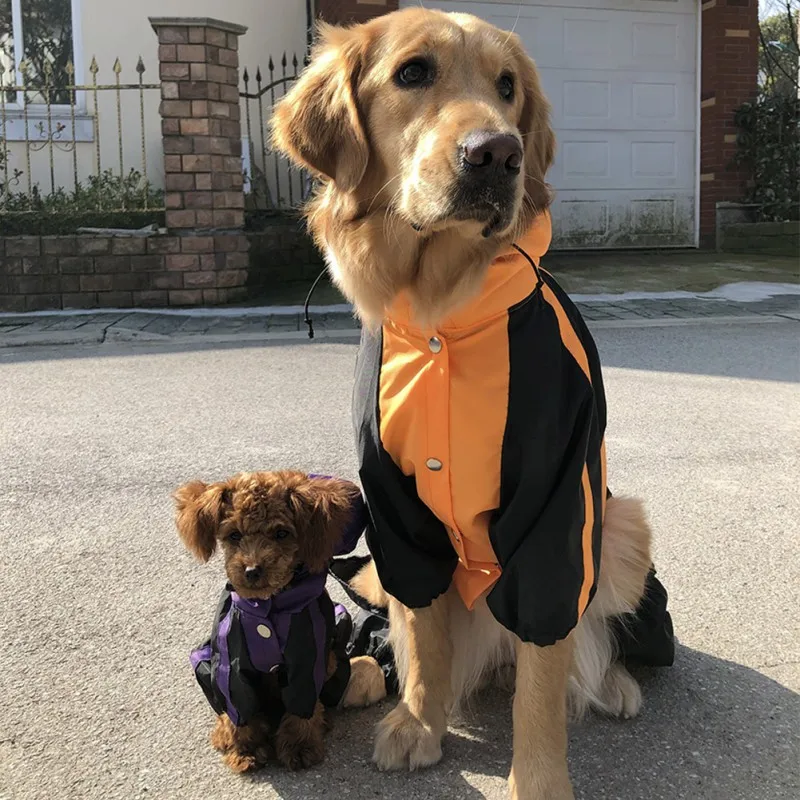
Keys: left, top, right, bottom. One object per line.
{"left": 274, "top": 529, "right": 291, "bottom": 541}
{"left": 498, "top": 74, "right": 514, "bottom": 102}
{"left": 227, "top": 531, "right": 242, "bottom": 544}
{"left": 396, "top": 59, "right": 434, "bottom": 88}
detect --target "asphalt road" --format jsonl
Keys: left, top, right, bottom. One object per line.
{"left": 1, "top": 320, "right": 798, "bottom": 800}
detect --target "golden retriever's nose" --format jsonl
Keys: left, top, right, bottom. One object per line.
{"left": 462, "top": 131, "right": 522, "bottom": 174}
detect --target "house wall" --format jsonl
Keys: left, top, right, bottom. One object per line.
{"left": 3, "top": 0, "right": 306, "bottom": 199}
{"left": 699, "top": 0, "right": 759, "bottom": 244}
{"left": 316, "top": 0, "right": 399, "bottom": 25}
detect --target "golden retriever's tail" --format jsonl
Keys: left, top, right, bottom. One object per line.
{"left": 350, "top": 557, "right": 391, "bottom": 609}
{"left": 568, "top": 495, "right": 652, "bottom": 721}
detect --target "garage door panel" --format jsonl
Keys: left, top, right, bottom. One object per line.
{"left": 552, "top": 131, "right": 695, "bottom": 190}
{"left": 460, "top": 7, "right": 696, "bottom": 73}
{"left": 552, "top": 192, "right": 695, "bottom": 247}
{"left": 419, "top": 0, "right": 690, "bottom": 14}
{"left": 542, "top": 70, "right": 696, "bottom": 132}
{"left": 399, "top": 0, "right": 698, "bottom": 248}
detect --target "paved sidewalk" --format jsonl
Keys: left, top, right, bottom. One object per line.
{"left": 2, "top": 323, "right": 798, "bottom": 800}
{"left": 0, "top": 291, "right": 798, "bottom": 348}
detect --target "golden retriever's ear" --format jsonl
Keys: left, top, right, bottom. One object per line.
{"left": 173, "top": 481, "right": 230, "bottom": 562}
{"left": 289, "top": 477, "right": 360, "bottom": 574}
{"left": 513, "top": 38, "right": 556, "bottom": 214}
{"left": 272, "top": 25, "right": 369, "bottom": 192}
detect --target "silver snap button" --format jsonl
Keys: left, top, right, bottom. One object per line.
{"left": 426, "top": 458, "right": 443, "bottom": 471}
{"left": 428, "top": 336, "right": 442, "bottom": 354}
{"left": 256, "top": 624, "right": 272, "bottom": 639}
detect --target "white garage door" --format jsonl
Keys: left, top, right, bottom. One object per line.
{"left": 398, "top": 0, "right": 699, "bottom": 248}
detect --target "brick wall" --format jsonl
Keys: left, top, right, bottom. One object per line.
{"left": 0, "top": 17, "right": 256, "bottom": 313}
{"left": 0, "top": 233, "right": 249, "bottom": 312}
{"left": 700, "top": 0, "right": 759, "bottom": 245}
{"left": 246, "top": 217, "right": 325, "bottom": 293}
{"left": 719, "top": 219, "right": 800, "bottom": 256}
{"left": 150, "top": 17, "right": 251, "bottom": 300}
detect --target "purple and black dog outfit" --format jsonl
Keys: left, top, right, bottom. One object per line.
{"left": 190, "top": 479, "right": 368, "bottom": 727}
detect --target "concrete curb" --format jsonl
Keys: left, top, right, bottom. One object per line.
{"left": 3, "top": 313, "right": 793, "bottom": 349}
{"left": 0, "top": 326, "right": 108, "bottom": 348}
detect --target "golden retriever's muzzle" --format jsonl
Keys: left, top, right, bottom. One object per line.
{"left": 451, "top": 129, "right": 523, "bottom": 236}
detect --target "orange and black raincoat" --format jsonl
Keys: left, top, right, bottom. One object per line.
{"left": 352, "top": 213, "right": 673, "bottom": 653}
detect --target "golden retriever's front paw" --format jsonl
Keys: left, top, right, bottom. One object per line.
{"left": 508, "top": 765, "right": 574, "bottom": 800}
{"left": 343, "top": 655, "right": 388, "bottom": 708}
{"left": 373, "top": 702, "right": 443, "bottom": 771}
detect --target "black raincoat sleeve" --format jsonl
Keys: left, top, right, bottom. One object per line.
{"left": 487, "top": 278, "right": 605, "bottom": 646}
{"left": 192, "top": 590, "right": 264, "bottom": 727}
{"left": 352, "top": 325, "right": 458, "bottom": 608}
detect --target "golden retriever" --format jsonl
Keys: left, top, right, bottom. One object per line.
{"left": 273, "top": 9, "right": 659, "bottom": 799}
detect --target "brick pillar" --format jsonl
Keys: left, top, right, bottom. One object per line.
{"left": 150, "top": 17, "right": 250, "bottom": 305}
{"left": 315, "top": 0, "right": 397, "bottom": 26}
{"left": 699, "top": 0, "right": 759, "bottom": 246}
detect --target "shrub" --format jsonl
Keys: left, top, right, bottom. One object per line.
{"left": 734, "top": 93, "right": 800, "bottom": 222}
{"left": 0, "top": 168, "right": 165, "bottom": 235}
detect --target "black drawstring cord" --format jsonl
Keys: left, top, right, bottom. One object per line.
{"left": 303, "top": 268, "right": 328, "bottom": 339}
{"left": 512, "top": 243, "right": 543, "bottom": 289}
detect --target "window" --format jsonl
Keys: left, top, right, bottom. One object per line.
{"left": 1, "top": 0, "right": 76, "bottom": 106}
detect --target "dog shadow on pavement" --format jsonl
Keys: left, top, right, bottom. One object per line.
{"left": 251, "top": 644, "right": 798, "bottom": 800}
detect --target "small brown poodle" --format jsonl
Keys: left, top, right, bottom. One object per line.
{"left": 174, "top": 470, "right": 386, "bottom": 773}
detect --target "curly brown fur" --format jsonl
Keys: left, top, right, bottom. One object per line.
{"left": 275, "top": 702, "right": 327, "bottom": 771}
{"left": 174, "top": 470, "right": 363, "bottom": 772}
{"left": 272, "top": 8, "right": 555, "bottom": 328}
{"left": 211, "top": 714, "right": 275, "bottom": 773}
{"left": 174, "top": 470, "right": 359, "bottom": 599}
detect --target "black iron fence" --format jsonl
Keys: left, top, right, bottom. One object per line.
{"left": 0, "top": 55, "right": 164, "bottom": 218}
{"left": 240, "top": 52, "right": 312, "bottom": 213}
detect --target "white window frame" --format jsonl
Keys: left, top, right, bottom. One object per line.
{"left": 2, "top": 0, "right": 93, "bottom": 141}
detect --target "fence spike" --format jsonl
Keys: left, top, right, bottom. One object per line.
{"left": 268, "top": 55, "right": 274, "bottom": 72}
{"left": 113, "top": 58, "right": 122, "bottom": 75}
{"left": 255, "top": 66, "right": 262, "bottom": 83}
{"left": 0, "top": 62, "right": 5, "bottom": 79}
{"left": 19, "top": 60, "right": 29, "bottom": 77}
{"left": 65, "top": 60, "right": 75, "bottom": 77}
{"left": 136, "top": 56, "right": 145, "bottom": 75}
{"left": 44, "top": 61, "right": 53, "bottom": 83}
{"left": 89, "top": 57, "right": 99, "bottom": 75}
{"left": 292, "top": 53, "right": 298, "bottom": 71}
{"left": 281, "top": 52, "right": 287, "bottom": 70}
{"left": 243, "top": 67, "right": 250, "bottom": 85}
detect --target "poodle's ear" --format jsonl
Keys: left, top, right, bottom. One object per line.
{"left": 289, "top": 477, "right": 360, "bottom": 574}
{"left": 271, "top": 23, "right": 370, "bottom": 192}
{"left": 173, "top": 480, "right": 230, "bottom": 562}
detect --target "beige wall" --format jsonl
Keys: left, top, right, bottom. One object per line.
{"left": 4, "top": 0, "right": 306, "bottom": 203}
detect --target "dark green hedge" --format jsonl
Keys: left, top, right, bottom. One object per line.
{"left": 734, "top": 94, "right": 800, "bottom": 222}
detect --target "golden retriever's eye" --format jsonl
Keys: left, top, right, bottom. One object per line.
{"left": 498, "top": 74, "right": 515, "bottom": 102}
{"left": 396, "top": 59, "right": 434, "bottom": 88}
{"left": 274, "top": 529, "right": 291, "bottom": 541}
{"left": 228, "top": 531, "right": 242, "bottom": 544}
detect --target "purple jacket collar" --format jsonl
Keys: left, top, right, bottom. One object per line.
{"left": 230, "top": 570, "right": 327, "bottom": 619}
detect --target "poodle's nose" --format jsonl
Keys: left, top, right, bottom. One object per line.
{"left": 244, "top": 566, "right": 263, "bottom": 583}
